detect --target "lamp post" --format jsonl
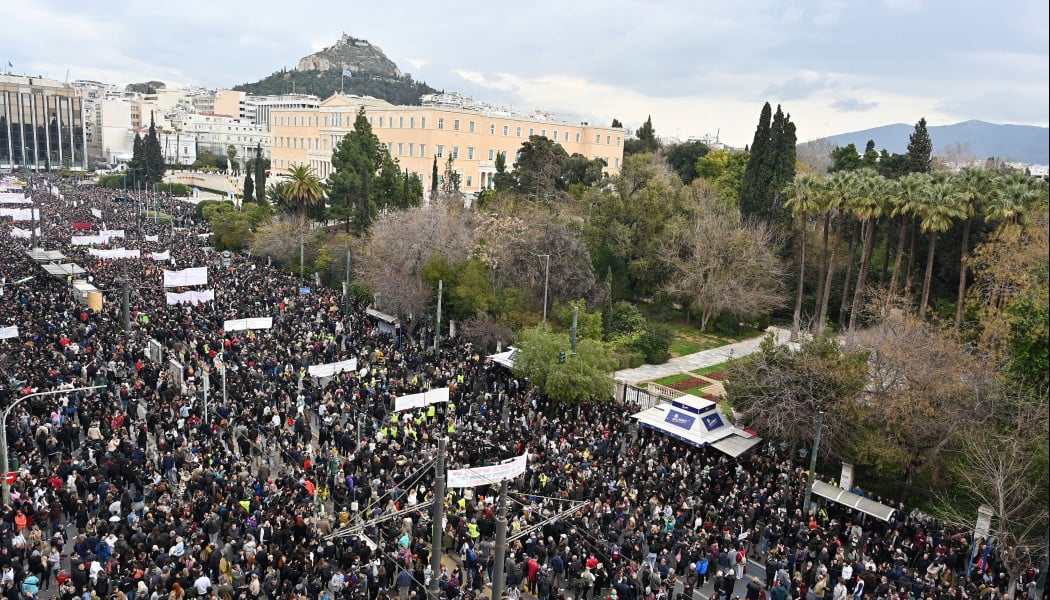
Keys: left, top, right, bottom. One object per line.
{"left": 802, "top": 411, "right": 826, "bottom": 515}
{"left": 2, "top": 385, "right": 105, "bottom": 504}
{"left": 532, "top": 253, "right": 550, "bottom": 331}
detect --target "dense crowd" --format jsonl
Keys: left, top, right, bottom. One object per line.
{"left": 0, "top": 175, "right": 1042, "bottom": 600}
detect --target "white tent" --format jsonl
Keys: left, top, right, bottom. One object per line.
{"left": 631, "top": 395, "right": 762, "bottom": 458}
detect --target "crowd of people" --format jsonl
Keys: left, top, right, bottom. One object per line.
{"left": 0, "top": 174, "right": 1042, "bottom": 600}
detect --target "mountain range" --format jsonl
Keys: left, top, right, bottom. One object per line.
{"left": 815, "top": 120, "right": 1049, "bottom": 165}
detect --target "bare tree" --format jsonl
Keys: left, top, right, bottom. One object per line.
{"left": 796, "top": 137, "right": 836, "bottom": 174}
{"left": 660, "top": 204, "right": 785, "bottom": 330}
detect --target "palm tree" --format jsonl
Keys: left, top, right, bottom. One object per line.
{"left": 986, "top": 172, "right": 1044, "bottom": 228}
{"left": 285, "top": 164, "right": 323, "bottom": 226}
{"left": 784, "top": 173, "right": 825, "bottom": 340}
{"left": 915, "top": 180, "right": 966, "bottom": 318}
{"left": 815, "top": 170, "right": 854, "bottom": 332}
{"left": 847, "top": 169, "right": 889, "bottom": 330}
{"left": 951, "top": 167, "right": 994, "bottom": 330}
{"left": 888, "top": 173, "right": 927, "bottom": 296}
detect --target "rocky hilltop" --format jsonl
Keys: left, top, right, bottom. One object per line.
{"left": 296, "top": 33, "right": 402, "bottom": 78}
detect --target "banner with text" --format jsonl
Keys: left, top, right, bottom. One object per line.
{"left": 394, "top": 387, "right": 451, "bottom": 412}
{"left": 447, "top": 452, "right": 528, "bottom": 488}
{"left": 163, "top": 267, "right": 207, "bottom": 287}
{"left": 307, "top": 358, "right": 358, "bottom": 378}
{"left": 0, "top": 326, "right": 18, "bottom": 340}
{"left": 223, "top": 317, "right": 273, "bottom": 332}
{"left": 166, "top": 289, "right": 214, "bottom": 305}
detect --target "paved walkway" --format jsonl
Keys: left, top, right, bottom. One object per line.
{"left": 614, "top": 326, "right": 794, "bottom": 385}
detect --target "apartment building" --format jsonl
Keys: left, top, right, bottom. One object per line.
{"left": 269, "top": 93, "right": 624, "bottom": 193}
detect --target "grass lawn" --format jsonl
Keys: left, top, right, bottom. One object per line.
{"left": 652, "top": 373, "right": 693, "bottom": 387}
{"left": 690, "top": 362, "right": 735, "bottom": 377}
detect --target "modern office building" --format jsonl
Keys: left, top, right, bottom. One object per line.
{"left": 268, "top": 93, "right": 625, "bottom": 193}
{"left": 0, "top": 74, "right": 87, "bottom": 171}
{"left": 213, "top": 90, "right": 320, "bottom": 131}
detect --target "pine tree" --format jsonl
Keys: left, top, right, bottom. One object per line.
{"left": 906, "top": 117, "right": 933, "bottom": 174}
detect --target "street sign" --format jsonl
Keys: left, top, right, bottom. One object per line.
{"left": 299, "top": 287, "right": 311, "bottom": 295}
{"left": 4, "top": 472, "right": 16, "bottom": 485}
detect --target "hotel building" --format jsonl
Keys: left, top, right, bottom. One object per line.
{"left": 268, "top": 93, "right": 625, "bottom": 193}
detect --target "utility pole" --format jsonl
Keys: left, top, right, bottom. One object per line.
{"left": 202, "top": 367, "right": 210, "bottom": 425}
{"left": 427, "top": 437, "right": 447, "bottom": 600}
{"left": 571, "top": 305, "right": 579, "bottom": 354}
{"left": 540, "top": 254, "right": 550, "bottom": 331}
{"left": 491, "top": 479, "right": 509, "bottom": 600}
{"left": 122, "top": 280, "right": 131, "bottom": 333}
{"left": 434, "top": 279, "right": 442, "bottom": 354}
{"left": 802, "top": 410, "right": 825, "bottom": 514}
{"left": 345, "top": 250, "right": 351, "bottom": 313}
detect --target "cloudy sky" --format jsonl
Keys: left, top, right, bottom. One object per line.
{"left": 7, "top": 0, "right": 1048, "bottom": 147}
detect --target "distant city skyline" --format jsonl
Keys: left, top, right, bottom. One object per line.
{"left": 7, "top": 0, "right": 1048, "bottom": 148}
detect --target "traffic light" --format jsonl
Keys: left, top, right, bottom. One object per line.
{"left": 557, "top": 350, "right": 566, "bottom": 364}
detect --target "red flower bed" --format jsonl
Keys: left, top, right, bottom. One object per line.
{"left": 667, "top": 377, "right": 706, "bottom": 391}
{"left": 704, "top": 370, "right": 727, "bottom": 381}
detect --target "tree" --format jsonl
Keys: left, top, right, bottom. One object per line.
{"left": 226, "top": 145, "right": 238, "bottom": 173}
{"left": 861, "top": 140, "right": 879, "bottom": 169}
{"left": 815, "top": 170, "right": 855, "bottom": 331}
{"left": 740, "top": 103, "right": 795, "bottom": 223}
{"left": 726, "top": 331, "right": 869, "bottom": 462}
{"left": 888, "top": 172, "right": 926, "bottom": 296}
{"left": 623, "top": 115, "right": 659, "bottom": 156}
{"left": 243, "top": 171, "right": 254, "bottom": 203}
{"left": 915, "top": 178, "right": 965, "bottom": 317}
{"left": 431, "top": 156, "right": 439, "bottom": 196}
{"left": 611, "top": 118, "right": 622, "bottom": 129}
{"left": 143, "top": 113, "right": 165, "bottom": 184}
{"left": 511, "top": 327, "right": 618, "bottom": 404}
{"left": 254, "top": 143, "right": 267, "bottom": 206}
{"left": 952, "top": 167, "right": 994, "bottom": 329}
{"left": 327, "top": 107, "right": 383, "bottom": 233}
{"left": 665, "top": 140, "right": 709, "bottom": 184}
{"left": 441, "top": 154, "right": 461, "bottom": 197}
{"left": 492, "top": 150, "right": 513, "bottom": 192}
{"left": 847, "top": 169, "right": 890, "bottom": 330}
{"left": 695, "top": 149, "right": 750, "bottom": 205}
{"left": 563, "top": 153, "right": 606, "bottom": 188}
{"left": 784, "top": 173, "right": 825, "bottom": 340}
{"left": 829, "top": 144, "right": 862, "bottom": 172}
{"left": 284, "top": 164, "right": 323, "bottom": 226}
{"left": 512, "top": 135, "right": 568, "bottom": 199}
{"left": 129, "top": 133, "right": 144, "bottom": 185}
{"left": 660, "top": 197, "right": 785, "bottom": 330}
{"left": 906, "top": 117, "right": 933, "bottom": 174}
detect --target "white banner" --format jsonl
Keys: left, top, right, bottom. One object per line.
{"left": 89, "top": 248, "right": 141, "bottom": 260}
{"left": 145, "top": 234, "right": 159, "bottom": 242}
{"left": 150, "top": 250, "right": 171, "bottom": 261}
{"left": 447, "top": 452, "right": 528, "bottom": 488}
{"left": 307, "top": 358, "right": 358, "bottom": 378}
{"left": 99, "top": 229, "right": 125, "bottom": 239}
{"left": 163, "top": 266, "right": 207, "bottom": 287}
{"left": 394, "top": 387, "right": 451, "bottom": 412}
{"left": 9, "top": 227, "right": 39, "bottom": 239}
{"left": 165, "top": 289, "right": 215, "bottom": 305}
{"left": 0, "top": 208, "right": 39, "bottom": 221}
{"left": 0, "top": 326, "right": 18, "bottom": 340}
{"left": 0, "top": 196, "right": 32, "bottom": 204}
{"left": 223, "top": 317, "right": 273, "bottom": 332}
{"left": 71, "top": 235, "right": 112, "bottom": 245}
{"left": 91, "top": 208, "right": 102, "bottom": 218}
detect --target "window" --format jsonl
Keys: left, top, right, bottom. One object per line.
{"left": 436, "top": 145, "right": 444, "bottom": 158}
{"left": 410, "top": 117, "right": 415, "bottom": 128}
{"left": 516, "top": 126, "right": 522, "bottom": 137}
{"left": 490, "top": 124, "right": 496, "bottom": 135}
{"left": 503, "top": 125, "right": 509, "bottom": 136}
{"left": 616, "top": 136, "right": 621, "bottom": 146}
{"left": 437, "top": 117, "right": 444, "bottom": 130}
{"left": 453, "top": 119, "right": 460, "bottom": 131}
{"left": 541, "top": 129, "right": 547, "bottom": 137}
{"left": 379, "top": 117, "right": 384, "bottom": 128}
{"left": 596, "top": 134, "right": 601, "bottom": 143}
{"left": 466, "top": 175, "right": 473, "bottom": 187}
{"left": 399, "top": 116, "right": 404, "bottom": 128}
{"left": 552, "top": 131, "right": 558, "bottom": 141}
{"left": 607, "top": 135, "right": 611, "bottom": 144}
{"left": 452, "top": 146, "right": 459, "bottom": 159}
{"left": 529, "top": 128, "right": 535, "bottom": 136}
{"left": 467, "top": 147, "right": 475, "bottom": 160}
{"left": 615, "top": 158, "right": 620, "bottom": 168}
{"left": 575, "top": 132, "right": 581, "bottom": 142}
{"left": 397, "top": 143, "right": 403, "bottom": 156}
{"left": 409, "top": 143, "right": 414, "bottom": 157}
{"left": 488, "top": 149, "right": 494, "bottom": 160}
{"left": 420, "top": 144, "right": 426, "bottom": 157}
{"left": 469, "top": 120, "right": 475, "bottom": 133}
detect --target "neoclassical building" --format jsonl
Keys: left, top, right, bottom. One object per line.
{"left": 268, "top": 93, "right": 624, "bottom": 193}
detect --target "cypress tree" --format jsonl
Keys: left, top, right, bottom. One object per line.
{"left": 144, "top": 113, "right": 165, "bottom": 184}
{"left": 431, "top": 156, "right": 439, "bottom": 195}
{"left": 254, "top": 143, "right": 266, "bottom": 205}
{"left": 243, "top": 171, "right": 254, "bottom": 203}
{"left": 770, "top": 106, "right": 797, "bottom": 221}
{"left": 740, "top": 102, "right": 773, "bottom": 219}
{"left": 130, "top": 133, "right": 144, "bottom": 186}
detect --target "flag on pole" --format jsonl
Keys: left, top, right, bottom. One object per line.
{"left": 342, "top": 68, "right": 352, "bottom": 78}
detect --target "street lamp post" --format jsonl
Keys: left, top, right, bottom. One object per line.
{"left": 802, "top": 410, "right": 826, "bottom": 515}
{"left": 2, "top": 385, "right": 105, "bottom": 504}
{"left": 532, "top": 253, "right": 550, "bottom": 331}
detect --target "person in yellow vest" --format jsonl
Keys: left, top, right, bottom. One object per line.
{"left": 427, "top": 405, "right": 436, "bottom": 419}
{"left": 468, "top": 521, "right": 480, "bottom": 539}
{"left": 391, "top": 412, "right": 399, "bottom": 423}
{"left": 447, "top": 420, "right": 455, "bottom": 434}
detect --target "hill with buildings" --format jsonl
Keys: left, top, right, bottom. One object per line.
{"left": 232, "top": 34, "right": 439, "bottom": 106}
{"left": 810, "top": 120, "right": 1049, "bottom": 165}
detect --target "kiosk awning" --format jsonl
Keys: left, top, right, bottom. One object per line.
{"left": 810, "top": 480, "right": 896, "bottom": 521}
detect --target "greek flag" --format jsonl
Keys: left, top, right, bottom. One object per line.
{"left": 342, "top": 68, "right": 352, "bottom": 78}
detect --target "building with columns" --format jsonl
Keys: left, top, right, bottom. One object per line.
{"left": 268, "top": 93, "right": 624, "bottom": 193}
{"left": 0, "top": 74, "right": 87, "bottom": 171}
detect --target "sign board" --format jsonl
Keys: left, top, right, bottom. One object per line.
{"left": 840, "top": 462, "right": 855, "bottom": 492}
{"left": 975, "top": 505, "right": 994, "bottom": 539}
{"left": 4, "top": 472, "right": 16, "bottom": 485}
{"left": 147, "top": 338, "right": 165, "bottom": 364}
{"left": 299, "top": 287, "right": 311, "bottom": 295}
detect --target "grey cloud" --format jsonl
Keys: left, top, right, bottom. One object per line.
{"left": 762, "top": 74, "right": 834, "bottom": 101}
{"left": 832, "top": 98, "right": 879, "bottom": 112}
